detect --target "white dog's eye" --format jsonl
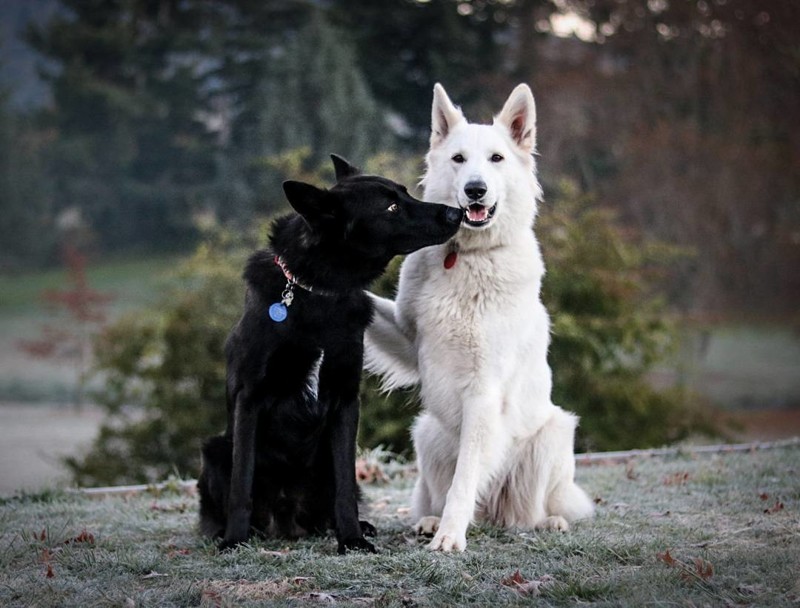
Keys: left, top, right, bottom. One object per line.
{"left": 387, "top": 203, "right": 399, "bottom": 213}
{"left": 452, "top": 154, "right": 465, "bottom": 164}
{"left": 490, "top": 153, "right": 504, "bottom": 163}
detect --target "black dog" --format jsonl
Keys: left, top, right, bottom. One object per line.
{"left": 197, "top": 155, "right": 462, "bottom": 553}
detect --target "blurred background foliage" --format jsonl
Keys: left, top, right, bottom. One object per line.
{"left": 67, "top": 155, "right": 709, "bottom": 484}
{"left": 0, "top": 0, "right": 797, "bottom": 483}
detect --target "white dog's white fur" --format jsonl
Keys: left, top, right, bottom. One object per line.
{"left": 364, "top": 83, "right": 594, "bottom": 552}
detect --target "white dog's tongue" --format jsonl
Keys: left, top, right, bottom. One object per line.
{"left": 467, "top": 205, "right": 488, "bottom": 222}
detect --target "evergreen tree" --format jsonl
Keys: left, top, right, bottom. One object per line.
{"left": 0, "top": 89, "right": 53, "bottom": 268}
{"left": 236, "top": 13, "right": 392, "bottom": 213}
{"left": 26, "top": 0, "right": 219, "bottom": 252}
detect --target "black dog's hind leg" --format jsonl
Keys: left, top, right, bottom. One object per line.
{"left": 220, "top": 390, "right": 260, "bottom": 550}
{"left": 198, "top": 436, "right": 232, "bottom": 539}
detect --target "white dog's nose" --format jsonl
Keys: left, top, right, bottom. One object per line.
{"left": 464, "top": 181, "right": 487, "bottom": 201}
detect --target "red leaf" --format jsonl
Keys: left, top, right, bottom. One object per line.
{"left": 500, "top": 570, "right": 527, "bottom": 588}
{"left": 693, "top": 557, "right": 714, "bottom": 580}
{"left": 663, "top": 472, "right": 690, "bottom": 486}
{"left": 657, "top": 549, "right": 676, "bottom": 566}
{"left": 64, "top": 529, "right": 95, "bottom": 545}
{"left": 764, "top": 500, "right": 784, "bottom": 514}
{"left": 41, "top": 549, "right": 55, "bottom": 578}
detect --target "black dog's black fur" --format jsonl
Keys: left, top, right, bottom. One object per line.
{"left": 197, "top": 155, "right": 462, "bottom": 554}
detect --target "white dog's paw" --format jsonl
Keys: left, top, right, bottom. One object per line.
{"left": 535, "top": 515, "right": 569, "bottom": 532}
{"left": 427, "top": 528, "right": 467, "bottom": 552}
{"left": 414, "top": 516, "right": 441, "bottom": 537}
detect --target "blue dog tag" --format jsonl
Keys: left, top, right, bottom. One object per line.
{"left": 269, "top": 302, "right": 288, "bottom": 322}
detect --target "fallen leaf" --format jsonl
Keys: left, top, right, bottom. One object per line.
{"left": 64, "top": 529, "right": 95, "bottom": 545}
{"left": 40, "top": 548, "right": 55, "bottom": 578}
{"left": 663, "top": 472, "right": 690, "bottom": 486}
{"left": 691, "top": 557, "right": 714, "bottom": 581}
{"left": 500, "top": 570, "right": 526, "bottom": 588}
{"left": 500, "top": 570, "right": 554, "bottom": 597}
{"left": 657, "top": 549, "right": 677, "bottom": 566}
{"left": 764, "top": 500, "right": 784, "bottom": 514}
{"left": 759, "top": 492, "right": 769, "bottom": 501}
{"left": 167, "top": 548, "right": 191, "bottom": 558}
{"left": 307, "top": 592, "right": 337, "bottom": 602}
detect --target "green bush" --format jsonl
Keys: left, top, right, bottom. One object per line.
{"left": 66, "top": 231, "right": 249, "bottom": 486}
{"left": 69, "top": 167, "right": 713, "bottom": 485}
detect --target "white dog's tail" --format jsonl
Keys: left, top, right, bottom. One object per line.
{"left": 364, "top": 293, "right": 420, "bottom": 389}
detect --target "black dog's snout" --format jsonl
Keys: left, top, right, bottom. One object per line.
{"left": 445, "top": 206, "right": 464, "bottom": 224}
{"left": 464, "top": 181, "right": 487, "bottom": 201}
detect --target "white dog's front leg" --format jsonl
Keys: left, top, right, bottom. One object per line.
{"left": 428, "top": 391, "right": 502, "bottom": 552}
{"left": 364, "top": 292, "right": 420, "bottom": 389}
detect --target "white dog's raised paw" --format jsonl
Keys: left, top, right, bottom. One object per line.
{"left": 414, "top": 516, "right": 441, "bottom": 537}
{"left": 427, "top": 530, "right": 467, "bottom": 552}
{"left": 535, "top": 515, "right": 569, "bottom": 532}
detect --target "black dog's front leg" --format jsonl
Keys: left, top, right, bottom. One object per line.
{"left": 329, "top": 396, "right": 376, "bottom": 554}
{"left": 220, "top": 391, "right": 259, "bottom": 550}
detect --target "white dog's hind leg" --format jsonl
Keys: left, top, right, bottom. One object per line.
{"left": 541, "top": 409, "right": 594, "bottom": 525}
{"left": 479, "top": 407, "right": 593, "bottom": 531}
{"left": 364, "top": 292, "right": 420, "bottom": 389}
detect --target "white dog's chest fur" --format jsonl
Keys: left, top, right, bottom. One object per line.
{"left": 398, "top": 237, "right": 554, "bottom": 436}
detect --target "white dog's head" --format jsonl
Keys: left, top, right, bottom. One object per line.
{"left": 421, "top": 83, "right": 542, "bottom": 247}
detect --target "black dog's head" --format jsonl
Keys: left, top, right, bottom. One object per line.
{"left": 282, "top": 155, "right": 462, "bottom": 261}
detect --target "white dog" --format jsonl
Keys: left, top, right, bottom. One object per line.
{"left": 365, "top": 83, "right": 594, "bottom": 552}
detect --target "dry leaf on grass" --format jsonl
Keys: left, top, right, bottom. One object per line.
{"left": 657, "top": 549, "right": 714, "bottom": 582}
{"left": 202, "top": 576, "right": 313, "bottom": 603}
{"left": 500, "top": 570, "right": 555, "bottom": 596}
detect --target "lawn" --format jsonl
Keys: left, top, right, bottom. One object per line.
{"left": 1, "top": 443, "right": 798, "bottom": 607}
{"left": 0, "top": 255, "right": 182, "bottom": 402}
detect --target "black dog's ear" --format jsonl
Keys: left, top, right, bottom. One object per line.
{"left": 283, "top": 180, "right": 337, "bottom": 227}
{"left": 331, "top": 154, "right": 360, "bottom": 181}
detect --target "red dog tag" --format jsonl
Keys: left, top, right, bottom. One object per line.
{"left": 444, "top": 251, "right": 458, "bottom": 269}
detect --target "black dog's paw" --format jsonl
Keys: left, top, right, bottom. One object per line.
{"left": 337, "top": 536, "right": 377, "bottom": 555}
{"left": 360, "top": 520, "right": 377, "bottom": 537}
{"left": 217, "top": 537, "right": 246, "bottom": 552}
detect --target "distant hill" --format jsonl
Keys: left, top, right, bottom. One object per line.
{"left": 0, "top": 0, "right": 60, "bottom": 110}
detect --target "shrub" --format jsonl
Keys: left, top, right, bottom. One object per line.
{"left": 68, "top": 169, "right": 711, "bottom": 485}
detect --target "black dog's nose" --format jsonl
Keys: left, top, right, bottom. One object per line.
{"left": 464, "top": 181, "right": 487, "bottom": 201}
{"left": 445, "top": 206, "right": 464, "bottom": 224}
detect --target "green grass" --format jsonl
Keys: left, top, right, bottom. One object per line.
{"left": 1, "top": 446, "right": 798, "bottom": 607}
{"left": 0, "top": 255, "right": 183, "bottom": 403}
{"left": 0, "top": 254, "right": 182, "bottom": 314}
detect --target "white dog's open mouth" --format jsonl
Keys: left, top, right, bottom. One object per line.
{"left": 464, "top": 203, "right": 497, "bottom": 227}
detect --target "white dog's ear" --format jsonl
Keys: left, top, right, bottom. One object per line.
{"left": 495, "top": 83, "right": 536, "bottom": 153}
{"left": 430, "top": 83, "right": 464, "bottom": 148}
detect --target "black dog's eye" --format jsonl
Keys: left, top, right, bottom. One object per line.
{"left": 387, "top": 203, "right": 399, "bottom": 213}
{"left": 490, "top": 153, "right": 504, "bottom": 163}
{"left": 452, "top": 153, "right": 465, "bottom": 164}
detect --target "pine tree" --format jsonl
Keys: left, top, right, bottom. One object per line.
{"left": 26, "top": 0, "right": 218, "bottom": 252}
{"left": 238, "top": 12, "right": 392, "bottom": 213}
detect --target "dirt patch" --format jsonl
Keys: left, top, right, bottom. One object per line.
{"left": 725, "top": 406, "right": 800, "bottom": 441}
